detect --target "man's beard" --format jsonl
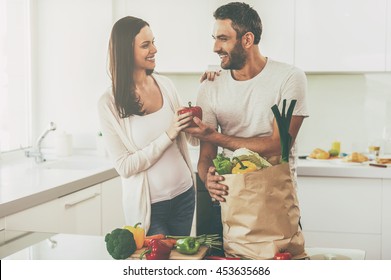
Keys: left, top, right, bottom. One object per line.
{"left": 221, "top": 41, "right": 247, "bottom": 70}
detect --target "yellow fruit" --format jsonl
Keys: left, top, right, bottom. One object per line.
{"left": 316, "top": 151, "right": 330, "bottom": 159}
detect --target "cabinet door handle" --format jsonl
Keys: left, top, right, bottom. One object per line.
{"left": 64, "top": 193, "right": 100, "bottom": 209}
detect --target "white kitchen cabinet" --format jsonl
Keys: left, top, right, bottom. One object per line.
{"left": 5, "top": 184, "right": 101, "bottom": 235}
{"left": 112, "top": 0, "right": 295, "bottom": 72}
{"left": 29, "top": 234, "right": 111, "bottom": 260}
{"left": 59, "top": 185, "right": 101, "bottom": 235}
{"left": 295, "top": 0, "right": 388, "bottom": 72}
{"left": 253, "top": 0, "right": 295, "bottom": 65}
{"left": 113, "top": 0, "right": 219, "bottom": 73}
{"left": 304, "top": 231, "right": 381, "bottom": 260}
{"left": 298, "top": 177, "right": 382, "bottom": 234}
{"left": 5, "top": 197, "right": 61, "bottom": 233}
{"left": 382, "top": 179, "right": 391, "bottom": 259}
{"left": 297, "top": 176, "right": 383, "bottom": 259}
{"left": 111, "top": 0, "right": 391, "bottom": 73}
{"left": 0, "top": 217, "right": 5, "bottom": 230}
{"left": 386, "top": 0, "right": 391, "bottom": 71}
{"left": 101, "top": 176, "right": 125, "bottom": 234}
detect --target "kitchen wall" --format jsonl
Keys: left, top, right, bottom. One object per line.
{"left": 32, "top": 0, "right": 391, "bottom": 157}
{"left": 166, "top": 72, "right": 391, "bottom": 156}
{"left": 31, "top": 0, "right": 112, "bottom": 149}
{"left": 301, "top": 73, "right": 391, "bottom": 155}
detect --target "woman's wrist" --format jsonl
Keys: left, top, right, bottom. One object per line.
{"left": 165, "top": 130, "right": 176, "bottom": 141}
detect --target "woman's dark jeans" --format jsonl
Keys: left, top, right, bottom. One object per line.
{"left": 147, "top": 187, "right": 195, "bottom": 236}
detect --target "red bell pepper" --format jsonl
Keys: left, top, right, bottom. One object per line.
{"left": 140, "top": 239, "right": 171, "bottom": 260}
{"left": 143, "top": 234, "right": 166, "bottom": 247}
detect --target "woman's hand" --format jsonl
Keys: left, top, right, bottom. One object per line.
{"left": 199, "top": 70, "right": 221, "bottom": 82}
{"left": 166, "top": 109, "right": 193, "bottom": 141}
{"left": 206, "top": 166, "right": 228, "bottom": 202}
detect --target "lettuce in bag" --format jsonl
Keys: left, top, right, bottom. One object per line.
{"left": 231, "top": 148, "right": 271, "bottom": 169}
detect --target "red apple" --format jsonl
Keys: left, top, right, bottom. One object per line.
{"left": 273, "top": 251, "right": 292, "bottom": 260}
{"left": 178, "top": 102, "right": 202, "bottom": 127}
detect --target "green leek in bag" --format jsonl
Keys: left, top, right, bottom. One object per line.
{"left": 271, "top": 99, "right": 297, "bottom": 163}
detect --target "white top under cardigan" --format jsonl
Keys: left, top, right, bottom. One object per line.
{"left": 129, "top": 93, "right": 193, "bottom": 203}
{"left": 97, "top": 73, "right": 199, "bottom": 233}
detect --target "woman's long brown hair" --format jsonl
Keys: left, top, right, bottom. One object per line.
{"left": 108, "top": 16, "right": 149, "bottom": 118}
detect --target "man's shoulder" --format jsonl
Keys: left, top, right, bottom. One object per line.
{"left": 199, "top": 70, "right": 229, "bottom": 90}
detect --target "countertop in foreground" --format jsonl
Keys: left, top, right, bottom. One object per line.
{"left": 1, "top": 230, "right": 366, "bottom": 260}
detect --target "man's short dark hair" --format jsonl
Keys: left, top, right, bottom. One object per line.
{"left": 214, "top": 2, "right": 262, "bottom": 44}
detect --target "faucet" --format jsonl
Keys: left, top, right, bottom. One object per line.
{"left": 25, "top": 122, "right": 57, "bottom": 163}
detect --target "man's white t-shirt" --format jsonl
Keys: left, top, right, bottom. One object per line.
{"left": 197, "top": 59, "right": 309, "bottom": 185}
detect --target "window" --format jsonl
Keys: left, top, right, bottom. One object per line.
{"left": 0, "top": 0, "right": 31, "bottom": 152}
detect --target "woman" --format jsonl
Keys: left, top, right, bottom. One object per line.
{"left": 98, "top": 16, "right": 198, "bottom": 236}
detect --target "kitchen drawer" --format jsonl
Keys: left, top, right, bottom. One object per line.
{"left": 5, "top": 198, "right": 61, "bottom": 233}
{"left": 59, "top": 184, "right": 101, "bottom": 235}
{"left": 297, "top": 177, "right": 382, "bottom": 234}
{"left": 6, "top": 185, "right": 102, "bottom": 235}
{"left": 29, "top": 234, "right": 111, "bottom": 260}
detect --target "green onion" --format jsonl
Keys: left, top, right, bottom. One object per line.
{"left": 271, "top": 99, "right": 297, "bottom": 163}
{"left": 166, "top": 234, "right": 222, "bottom": 250}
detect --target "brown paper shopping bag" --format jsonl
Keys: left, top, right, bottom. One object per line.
{"left": 220, "top": 162, "right": 307, "bottom": 260}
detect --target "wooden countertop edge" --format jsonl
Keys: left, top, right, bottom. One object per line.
{"left": 130, "top": 246, "right": 209, "bottom": 260}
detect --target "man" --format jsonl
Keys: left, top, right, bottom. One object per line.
{"left": 187, "top": 2, "right": 309, "bottom": 203}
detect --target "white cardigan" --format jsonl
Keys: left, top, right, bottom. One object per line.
{"left": 98, "top": 74, "right": 199, "bottom": 232}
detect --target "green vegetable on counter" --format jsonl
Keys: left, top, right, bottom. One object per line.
{"left": 271, "top": 99, "right": 297, "bottom": 163}
{"left": 175, "top": 237, "right": 201, "bottom": 255}
{"left": 167, "top": 234, "right": 222, "bottom": 250}
{"left": 105, "top": 228, "right": 137, "bottom": 260}
{"left": 212, "top": 153, "right": 234, "bottom": 175}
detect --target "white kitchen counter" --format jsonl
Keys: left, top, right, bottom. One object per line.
{"left": 188, "top": 146, "right": 391, "bottom": 179}
{"left": 1, "top": 148, "right": 390, "bottom": 220}
{"left": 297, "top": 158, "right": 391, "bottom": 179}
{"left": 189, "top": 148, "right": 391, "bottom": 180}
{"left": 0, "top": 151, "right": 118, "bottom": 218}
